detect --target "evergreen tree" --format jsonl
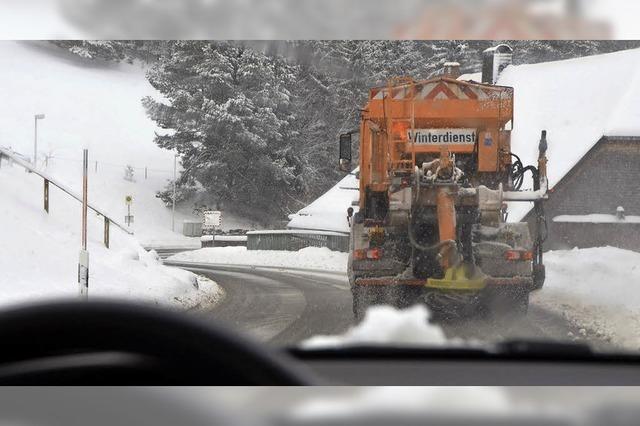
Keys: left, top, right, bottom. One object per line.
{"left": 49, "top": 41, "right": 128, "bottom": 62}
{"left": 143, "top": 41, "right": 303, "bottom": 222}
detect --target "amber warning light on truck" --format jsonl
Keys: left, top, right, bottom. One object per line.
{"left": 408, "top": 128, "right": 477, "bottom": 144}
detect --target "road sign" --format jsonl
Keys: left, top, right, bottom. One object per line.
{"left": 203, "top": 210, "right": 222, "bottom": 229}
{"left": 125, "top": 214, "right": 134, "bottom": 226}
{"left": 125, "top": 195, "right": 133, "bottom": 205}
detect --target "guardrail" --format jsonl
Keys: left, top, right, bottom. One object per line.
{"left": 0, "top": 145, "right": 133, "bottom": 248}
{"left": 162, "top": 260, "right": 347, "bottom": 277}
{"left": 246, "top": 229, "right": 349, "bottom": 252}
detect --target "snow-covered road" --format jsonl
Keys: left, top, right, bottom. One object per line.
{"left": 161, "top": 245, "right": 640, "bottom": 349}
{"left": 167, "top": 258, "right": 590, "bottom": 347}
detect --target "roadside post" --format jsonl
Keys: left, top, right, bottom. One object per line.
{"left": 201, "top": 210, "right": 222, "bottom": 248}
{"left": 78, "top": 149, "right": 89, "bottom": 299}
{"left": 125, "top": 195, "right": 134, "bottom": 227}
{"left": 33, "top": 114, "right": 45, "bottom": 167}
{"left": 44, "top": 179, "right": 49, "bottom": 213}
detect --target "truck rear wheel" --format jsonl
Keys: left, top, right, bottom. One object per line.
{"left": 351, "top": 285, "right": 379, "bottom": 322}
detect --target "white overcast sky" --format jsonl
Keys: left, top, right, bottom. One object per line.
{"left": 0, "top": 0, "right": 637, "bottom": 39}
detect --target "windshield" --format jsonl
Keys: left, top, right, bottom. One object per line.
{"left": 2, "top": 39, "right": 640, "bottom": 355}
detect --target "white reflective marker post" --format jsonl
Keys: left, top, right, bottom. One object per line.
{"left": 78, "top": 149, "right": 89, "bottom": 299}
{"left": 34, "top": 114, "right": 45, "bottom": 167}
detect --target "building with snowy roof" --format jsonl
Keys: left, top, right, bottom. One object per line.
{"left": 495, "top": 47, "right": 640, "bottom": 251}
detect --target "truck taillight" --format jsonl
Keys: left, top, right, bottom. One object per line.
{"left": 504, "top": 250, "right": 533, "bottom": 261}
{"left": 354, "top": 248, "right": 383, "bottom": 261}
{"left": 367, "top": 248, "right": 383, "bottom": 260}
{"left": 354, "top": 249, "right": 367, "bottom": 260}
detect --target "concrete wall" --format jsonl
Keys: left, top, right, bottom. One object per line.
{"left": 247, "top": 231, "right": 349, "bottom": 252}
{"left": 548, "top": 222, "right": 640, "bottom": 251}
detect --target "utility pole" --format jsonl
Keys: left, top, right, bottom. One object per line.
{"left": 34, "top": 114, "right": 45, "bottom": 167}
{"left": 78, "top": 149, "right": 89, "bottom": 300}
{"left": 172, "top": 154, "right": 177, "bottom": 232}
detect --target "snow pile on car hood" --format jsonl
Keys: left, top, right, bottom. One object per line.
{"left": 301, "top": 304, "right": 448, "bottom": 348}
{"left": 290, "top": 386, "right": 512, "bottom": 419}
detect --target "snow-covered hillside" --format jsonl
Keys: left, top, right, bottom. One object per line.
{"left": 0, "top": 41, "right": 254, "bottom": 245}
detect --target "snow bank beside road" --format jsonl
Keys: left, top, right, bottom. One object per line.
{"left": 167, "top": 246, "right": 348, "bottom": 273}
{"left": 533, "top": 246, "right": 640, "bottom": 349}
{"left": 0, "top": 166, "right": 221, "bottom": 310}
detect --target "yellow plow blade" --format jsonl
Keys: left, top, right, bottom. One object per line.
{"left": 426, "top": 264, "right": 487, "bottom": 290}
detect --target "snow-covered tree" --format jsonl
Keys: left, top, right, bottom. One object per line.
{"left": 50, "top": 41, "right": 128, "bottom": 62}
{"left": 144, "top": 41, "right": 304, "bottom": 222}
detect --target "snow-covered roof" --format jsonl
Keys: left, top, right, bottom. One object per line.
{"left": 287, "top": 170, "right": 359, "bottom": 233}
{"left": 458, "top": 72, "right": 482, "bottom": 82}
{"left": 498, "top": 47, "right": 640, "bottom": 220}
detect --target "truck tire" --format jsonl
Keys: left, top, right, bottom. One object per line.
{"left": 351, "top": 285, "right": 384, "bottom": 322}
{"left": 352, "top": 285, "right": 366, "bottom": 322}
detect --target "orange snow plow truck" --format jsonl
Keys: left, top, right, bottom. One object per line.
{"left": 339, "top": 50, "right": 548, "bottom": 320}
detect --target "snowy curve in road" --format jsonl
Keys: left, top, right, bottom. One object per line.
{"left": 169, "top": 245, "right": 638, "bottom": 349}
